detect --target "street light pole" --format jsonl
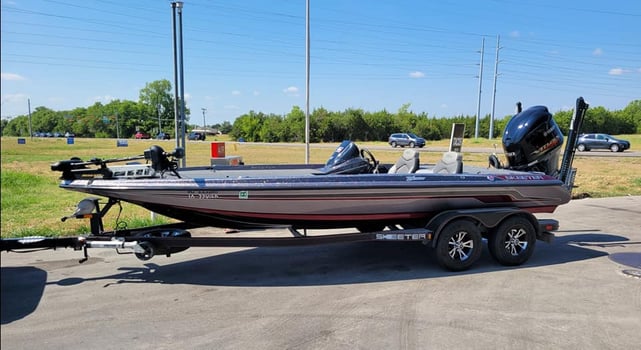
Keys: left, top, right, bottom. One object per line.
{"left": 177, "top": 2, "right": 186, "bottom": 167}
{"left": 171, "top": 2, "right": 180, "bottom": 145}
{"left": 157, "top": 103, "right": 162, "bottom": 133}
{"left": 171, "top": 1, "right": 186, "bottom": 167}
{"left": 304, "top": 0, "right": 310, "bottom": 164}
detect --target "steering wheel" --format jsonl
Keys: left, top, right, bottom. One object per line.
{"left": 360, "top": 148, "right": 379, "bottom": 173}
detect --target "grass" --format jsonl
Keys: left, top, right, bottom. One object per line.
{"left": 1, "top": 135, "right": 640, "bottom": 238}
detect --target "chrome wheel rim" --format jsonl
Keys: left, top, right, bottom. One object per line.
{"left": 504, "top": 227, "right": 528, "bottom": 256}
{"left": 448, "top": 231, "right": 474, "bottom": 261}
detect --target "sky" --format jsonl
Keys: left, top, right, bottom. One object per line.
{"left": 1, "top": 0, "right": 640, "bottom": 126}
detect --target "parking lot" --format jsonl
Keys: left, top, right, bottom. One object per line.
{"left": 2, "top": 196, "right": 640, "bottom": 350}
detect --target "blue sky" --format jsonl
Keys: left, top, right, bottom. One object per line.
{"left": 1, "top": 0, "right": 640, "bottom": 126}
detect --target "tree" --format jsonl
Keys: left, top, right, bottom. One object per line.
{"left": 138, "top": 79, "right": 190, "bottom": 132}
{"left": 231, "top": 111, "right": 265, "bottom": 142}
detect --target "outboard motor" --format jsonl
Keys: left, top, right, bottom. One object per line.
{"left": 502, "top": 105, "right": 564, "bottom": 176}
{"left": 314, "top": 141, "right": 371, "bottom": 175}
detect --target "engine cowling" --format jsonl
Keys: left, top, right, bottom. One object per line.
{"left": 502, "top": 105, "right": 564, "bottom": 176}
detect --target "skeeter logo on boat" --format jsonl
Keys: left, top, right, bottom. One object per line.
{"left": 188, "top": 191, "right": 219, "bottom": 199}
{"left": 493, "top": 174, "right": 547, "bottom": 181}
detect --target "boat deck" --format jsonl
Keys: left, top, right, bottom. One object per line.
{"left": 175, "top": 163, "right": 535, "bottom": 180}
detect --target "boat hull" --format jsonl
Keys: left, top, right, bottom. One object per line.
{"left": 60, "top": 170, "right": 570, "bottom": 229}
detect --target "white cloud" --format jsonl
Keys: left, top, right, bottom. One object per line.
{"left": 409, "top": 71, "right": 425, "bottom": 78}
{"left": 231, "top": 90, "right": 241, "bottom": 96}
{"left": 253, "top": 90, "right": 260, "bottom": 96}
{"left": 637, "top": 67, "right": 641, "bottom": 73}
{"left": 592, "top": 48, "right": 603, "bottom": 56}
{"left": 509, "top": 31, "right": 520, "bottom": 38}
{"left": 1, "top": 72, "right": 26, "bottom": 81}
{"left": 609, "top": 68, "right": 625, "bottom": 75}
{"left": 184, "top": 93, "right": 192, "bottom": 101}
{"left": 283, "top": 86, "right": 299, "bottom": 96}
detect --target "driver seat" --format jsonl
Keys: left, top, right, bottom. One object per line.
{"left": 433, "top": 151, "right": 463, "bottom": 174}
{"left": 388, "top": 149, "right": 419, "bottom": 174}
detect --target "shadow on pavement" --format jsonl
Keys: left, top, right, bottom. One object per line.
{"left": 1, "top": 232, "right": 631, "bottom": 323}
{"left": 1, "top": 267, "right": 47, "bottom": 325}
{"left": 40, "top": 232, "right": 629, "bottom": 288}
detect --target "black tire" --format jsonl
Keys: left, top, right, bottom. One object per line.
{"left": 409, "top": 141, "right": 415, "bottom": 148}
{"left": 435, "top": 220, "right": 482, "bottom": 271}
{"left": 576, "top": 144, "right": 587, "bottom": 152}
{"left": 135, "top": 241, "right": 155, "bottom": 261}
{"left": 488, "top": 216, "right": 536, "bottom": 266}
{"left": 391, "top": 141, "right": 397, "bottom": 148}
{"left": 135, "top": 229, "right": 191, "bottom": 257}
{"left": 610, "top": 144, "right": 619, "bottom": 152}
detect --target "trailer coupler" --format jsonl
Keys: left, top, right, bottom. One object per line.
{"left": 0, "top": 236, "right": 149, "bottom": 263}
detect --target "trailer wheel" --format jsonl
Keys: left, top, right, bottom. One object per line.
{"left": 488, "top": 216, "right": 536, "bottom": 266}
{"left": 135, "top": 229, "right": 191, "bottom": 255}
{"left": 135, "top": 241, "right": 155, "bottom": 261}
{"left": 435, "top": 220, "right": 482, "bottom": 271}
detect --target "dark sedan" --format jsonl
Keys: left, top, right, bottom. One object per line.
{"left": 576, "top": 133, "right": 630, "bottom": 152}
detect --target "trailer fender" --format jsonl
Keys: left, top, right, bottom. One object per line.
{"left": 426, "top": 208, "right": 538, "bottom": 248}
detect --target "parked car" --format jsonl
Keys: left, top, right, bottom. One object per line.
{"left": 188, "top": 131, "right": 206, "bottom": 141}
{"left": 156, "top": 132, "right": 171, "bottom": 140}
{"left": 135, "top": 131, "right": 152, "bottom": 139}
{"left": 388, "top": 133, "right": 426, "bottom": 148}
{"left": 576, "top": 133, "right": 630, "bottom": 152}
{"left": 64, "top": 132, "right": 75, "bottom": 138}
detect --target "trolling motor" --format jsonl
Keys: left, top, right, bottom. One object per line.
{"left": 51, "top": 146, "right": 185, "bottom": 180}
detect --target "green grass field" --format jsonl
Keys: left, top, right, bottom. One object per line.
{"left": 2, "top": 135, "right": 640, "bottom": 238}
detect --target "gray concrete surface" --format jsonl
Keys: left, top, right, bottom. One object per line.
{"left": 2, "top": 196, "right": 640, "bottom": 350}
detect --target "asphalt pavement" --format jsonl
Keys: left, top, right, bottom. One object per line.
{"left": 2, "top": 196, "right": 640, "bottom": 350}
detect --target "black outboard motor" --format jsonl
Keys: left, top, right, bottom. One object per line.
{"left": 314, "top": 141, "right": 371, "bottom": 175}
{"left": 502, "top": 105, "right": 564, "bottom": 176}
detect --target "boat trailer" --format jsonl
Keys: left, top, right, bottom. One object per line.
{"left": 1, "top": 196, "right": 559, "bottom": 271}
{"left": 1, "top": 97, "right": 587, "bottom": 271}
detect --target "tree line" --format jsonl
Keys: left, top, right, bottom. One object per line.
{"left": 229, "top": 100, "right": 640, "bottom": 143}
{"left": 2, "top": 78, "right": 639, "bottom": 141}
{"left": 1, "top": 79, "right": 231, "bottom": 139}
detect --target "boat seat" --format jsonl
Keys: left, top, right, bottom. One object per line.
{"left": 433, "top": 151, "right": 463, "bottom": 174}
{"left": 388, "top": 149, "right": 420, "bottom": 174}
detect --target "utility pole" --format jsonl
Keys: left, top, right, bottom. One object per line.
{"left": 157, "top": 103, "right": 162, "bottom": 133}
{"left": 201, "top": 108, "right": 207, "bottom": 131}
{"left": 489, "top": 35, "right": 501, "bottom": 139}
{"left": 27, "top": 99, "right": 33, "bottom": 139}
{"left": 178, "top": 2, "right": 186, "bottom": 167}
{"left": 171, "top": 1, "right": 186, "bottom": 167}
{"left": 171, "top": 2, "right": 180, "bottom": 146}
{"left": 475, "top": 37, "right": 485, "bottom": 139}
{"left": 116, "top": 112, "right": 120, "bottom": 140}
{"left": 304, "top": 0, "right": 310, "bottom": 164}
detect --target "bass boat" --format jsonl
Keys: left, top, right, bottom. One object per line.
{"left": 2, "top": 98, "right": 588, "bottom": 271}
